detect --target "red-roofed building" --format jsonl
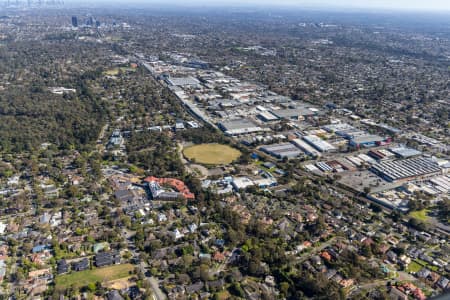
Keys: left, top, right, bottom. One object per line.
{"left": 213, "top": 252, "right": 226, "bottom": 262}
{"left": 144, "top": 176, "right": 195, "bottom": 200}
{"left": 303, "top": 241, "right": 312, "bottom": 248}
{"left": 321, "top": 251, "right": 332, "bottom": 262}
{"left": 340, "top": 279, "right": 355, "bottom": 288}
{"left": 362, "top": 237, "right": 374, "bottom": 246}
{"left": 398, "top": 283, "right": 426, "bottom": 300}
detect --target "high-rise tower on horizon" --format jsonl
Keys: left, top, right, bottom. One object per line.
{"left": 71, "top": 16, "right": 78, "bottom": 27}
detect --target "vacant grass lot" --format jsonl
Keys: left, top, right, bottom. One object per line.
{"left": 409, "top": 209, "right": 430, "bottom": 222}
{"left": 103, "top": 67, "right": 136, "bottom": 76}
{"left": 55, "top": 264, "right": 134, "bottom": 291}
{"left": 406, "top": 261, "right": 423, "bottom": 273}
{"left": 183, "top": 143, "right": 241, "bottom": 165}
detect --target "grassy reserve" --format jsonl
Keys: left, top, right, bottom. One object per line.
{"left": 183, "top": 143, "right": 241, "bottom": 165}
{"left": 55, "top": 264, "right": 135, "bottom": 290}
{"left": 409, "top": 209, "right": 430, "bottom": 222}
{"left": 103, "top": 67, "right": 136, "bottom": 76}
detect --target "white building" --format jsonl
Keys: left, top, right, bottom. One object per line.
{"left": 0, "top": 222, "right": 6, "bottom": 235}
{"left": 231, "top": 177, "right": 254, "bottom": 190}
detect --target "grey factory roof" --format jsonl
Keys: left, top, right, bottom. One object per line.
{"left": 291, "top": 138, "right": 321, "bottom": 157}
{"left": 260, "top": 143, "right": 303, "bottom": 159}
{"left": 389, "top": 147, "right": 422, "bottom": 158}
{"left": 258, "top": 111, "right": 279, "bottom": 122}
{"left": 350, "top": 134, "right": 386, "bottom": 145}
{"left": 219, "top": 118, "right": 257, "bottom": 130}
{"left": 271, "top": 108, "right": 317, "bottom": 119}
{"left": 371, "top": 157, "right": 441, "bottom": 181}
{"left": 303, "top": 135, "right": 336, "bottom": 152}
{"left": 218, "top": 118, "right": 263, "bottom": 135}
{"left": 166, "top": 76, "right": 200, "bottom": 86}
{"left": 323, "top": 123, "right": 355, "bottom": 132}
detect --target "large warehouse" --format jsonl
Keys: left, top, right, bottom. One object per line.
{"left": 349, "top": 135, "right": 391, "bottom": 148}
{"left": 323, "top": 123, "right": 366, "bottom": 139}
{"left": 389, "top": 147, "right": 422, "bottom": 158}
{"left": 165, "top": 76, "right": 200, "bottom": 87}
{"left": 271, "top": 107, "right": 317, "bottom": 120}
{"left": 370, "top": 157, "right": 442, "bottom": 182}
{"left": 302, "top": 135, "right": 336, "bottom": 152}
{"left": 260, "top": 143, "right": 303, "bottom": 159}
{"left": 291, "top": 138, "right": 321, "bottom": 158}
{"left": 218, "top": 118, "right": 263, "bottom": 136}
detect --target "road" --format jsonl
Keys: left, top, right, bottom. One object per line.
{"left": 213, "top": 247, "right": 239, "bottom": 275}
{"left": 138, "top": 261, "right": 167, "bottom": 300}
{"left": 148, "top": 276, "right": 167, "bottom": 300}
{"left": 140, "top": 61, "right": 218, "bottom": 130}
{"left": 348, "top": 271, "right": 418, "bottom": 297}
{"left": 119, "top": 224, "right": 167, "bottom": 300}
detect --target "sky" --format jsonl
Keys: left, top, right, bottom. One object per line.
{"left": 77, "top": 0, "right": 450, "bottom": 12}
{"left": 277, "top": 0, "right": 450, "bottom": 11}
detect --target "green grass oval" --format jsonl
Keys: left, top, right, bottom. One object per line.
{"left": 183, "top": 143, "right": 241, "bottom": 165}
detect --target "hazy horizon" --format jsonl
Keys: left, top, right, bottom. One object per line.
{"left": 63, "top": 0, "right": 450, "bottom": 13}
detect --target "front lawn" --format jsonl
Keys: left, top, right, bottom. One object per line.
{"left": 406, "top": 261, "right": 422, "bottom": 273}
{"left": 55, "top": 264, "right": 135, "bottom": 291}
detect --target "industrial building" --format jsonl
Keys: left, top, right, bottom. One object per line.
{"left": 316, "top": 162, "right": 333, "bottom": 172}
{"left": 357, "top": 154, "right": 377, "bottom": 165}
{"left": 429, "top": 176, "right": 450, "bottom": 194}
{"left": 302, "top": 135, "right": 336, "bottom": 152}
{"left": 323, "top": 123, "right": 366, "bottom": 139}
{"left": 368, "top": 149, "right": 395, "bottom": 161}
{"left": 291, "top": 138, "right": 321, "bottom": 158}
{"left": 346, "top": 156, "right": 363, "bottom": 167}
{"left": 260, "top": 143, "right": 303, "bottom": 159}
{"left": 258, "top": 111, "right": 279, "bottom": 122}
{"left": 165, "top": 76, "right": 200, "bottom": 87}
{"left": 389, "top": 147, "right": 422, "bottom": 158}
{"left": 349, "top": 135, "right": 391, "bottom": 148}
{"left": 271, "top": 108, "right": 316, "bottom": 120}
{"left": 218, "top": 118, "right": 263, "bottom": 136}
{"left": 324, "top": 123, "right": 392, "bottom": 149}
{"left": 304, "top": 164, "right": 320, "bottom": 172}
{"left": 370, "top": 157, "right": 442, "bottom": 182}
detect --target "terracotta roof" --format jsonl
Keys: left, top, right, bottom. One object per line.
{"left": 144, "top": 176, "right": 195, "bottom": 199}
{"left": 213, "top": 252, "right": 225, "bottom": 262}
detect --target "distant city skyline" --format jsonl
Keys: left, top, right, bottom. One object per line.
{"left": 64, "top": 0, "right": 450, "bottom": 12}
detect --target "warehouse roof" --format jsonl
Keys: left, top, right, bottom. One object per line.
{"left": 291, "top": 138, "right": 321, "bottom": 157}
{"left": 258, "top": 111, "right": 279, "bottom": 122}
{"left": 350, "top": 135, "right": 386, "bottom": 145}
{"left": 166, "top": 76, "right": 200, "bottom": 86}
{"left": 271, "top": 108, "right": 316, "bottom": 119}
{"left": 303, "top": 135, "right": 336, "bottom": 152}
{"left": 371, "top": 157, "right": 441, "bottom": 181}
{"left": 260, "top": 143, "right": 303, "bottom": 159}
{"left": 389, "top": 147, "right": 422, "bottom": 158}
{"left": 218, "top": 118, "right": 263, "bottom": 135}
